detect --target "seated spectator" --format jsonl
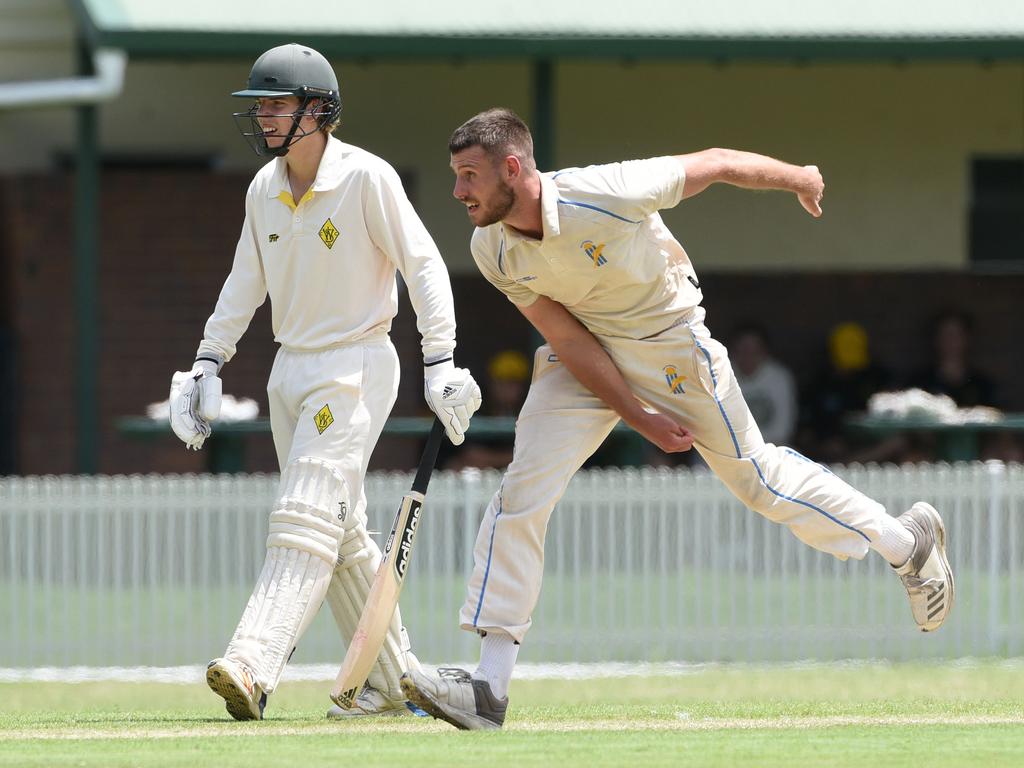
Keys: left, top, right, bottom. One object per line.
{"left": 442, "top": 349, "right": 530, "bottom": 470}
{"left": 730, "top": 324, "right": 798, "bottom": 446}
{"left": 801, "top": 321, "right": 904, "bottom": 464}
{"left": 910, "top": 310, "right": 997, "bottom": 408}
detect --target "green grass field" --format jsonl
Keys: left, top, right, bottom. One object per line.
{"left": 2, "top": 663, "right": 1023, "bottom": 767}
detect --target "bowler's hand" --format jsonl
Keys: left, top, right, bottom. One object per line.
{"left": 632, "top": 411, "right": 695, "bottom": 453}
{"left": 797, "top": 165, "right": 824, "bottom": 217}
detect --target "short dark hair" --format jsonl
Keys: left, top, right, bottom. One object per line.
{"left": 448, "top": 108, "right": 536, "bottom": 169}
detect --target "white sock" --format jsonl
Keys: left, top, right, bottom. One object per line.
{"left": 871, "top": 512, "right": 916, "bottom": 566}
{"left": 473, "top": 631, "right": 519, "bottom": 700}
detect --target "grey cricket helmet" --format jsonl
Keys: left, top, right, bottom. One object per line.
{"left": 232, "top": 43, "right": 342, "bottom": 157}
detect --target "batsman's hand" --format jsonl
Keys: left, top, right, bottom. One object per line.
{"left": 423, "top": 359, "right": 482, "bottom": 446}
{"left": 168, "top": 360, "right": 222, "bottom": 450}
{"left": 632, "top": 411, "right": 694, "bottom": 454}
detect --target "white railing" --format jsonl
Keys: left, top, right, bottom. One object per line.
{"left": 1, "top": 463, "right": 1022, "bottom": 668}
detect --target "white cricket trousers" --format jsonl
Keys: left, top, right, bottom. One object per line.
{"left": 223, "top": 339, "right": 400, "bottom": 688}
{"left": 267, "top": 339, "right": 399, "bottom": 486}
{"left": 460, "top": 307, "right": 891, "bottom": 643}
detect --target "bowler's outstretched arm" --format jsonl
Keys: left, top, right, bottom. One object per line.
{"left": 677, "top": 148, "right": 825, "bottom": 217}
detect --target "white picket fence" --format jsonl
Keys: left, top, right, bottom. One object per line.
{"left": 1, "top": 462, "right": 1021, "bottom": 669}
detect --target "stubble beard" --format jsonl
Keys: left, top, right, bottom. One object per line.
{"left": 475, "top": 178, "right": 516, "bottom": 227}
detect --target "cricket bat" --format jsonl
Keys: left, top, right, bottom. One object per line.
{"left": 330, "top": 417, "right": 445, "bottom": 709}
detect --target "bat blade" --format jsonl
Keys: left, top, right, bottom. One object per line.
{"left": 329, "top": 418, "right": 443, "bottom": 708}
{"left": 330, "top": 490, "right": 424, "bottom": 707}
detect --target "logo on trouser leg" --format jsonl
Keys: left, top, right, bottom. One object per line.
{"left": 663, "top": 365, "right": 686, "bottom": 394}
{"left": 314, "top": 404, "right": 335, "bottom": 434}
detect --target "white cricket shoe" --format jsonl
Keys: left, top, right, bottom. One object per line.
{"left": 325, "top": 683, "right": 426, "bottom": 719}
{"left": 894, "top": 502, "right": 955, "bottom": 632}
{"left": 400, "top": 667, "right": 507, "bottom": 731}
{"left": 206, "top": 657, "right": 266, "bottom": 721}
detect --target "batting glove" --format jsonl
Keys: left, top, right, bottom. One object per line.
{"left": 423, "top": 359, "right": 482, "bottom": 446}
{"left": 168, "top": 359, "right": 222, "bottom": 450}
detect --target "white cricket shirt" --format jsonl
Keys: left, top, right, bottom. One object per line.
{"left": 198, "top": 137, "right": 456, "bottom": 364}
{"left": 471, "top": 157, "right": 701, "bottom": 340}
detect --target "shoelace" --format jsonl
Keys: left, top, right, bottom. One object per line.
{"left": 236, "top": 664, "right": 257, "bottom": 696}
{"left": 436, "top": 666, "right": 473, "bottom": 683}
{"left": 904, "top": 574, "right": 943, "bottom": 597}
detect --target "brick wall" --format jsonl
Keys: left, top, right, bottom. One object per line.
{"left": 6, "top": 170, "right": 269, "bottom": 474}
{"left": 4, "top": 170, "right": 1022, "bottom": 475}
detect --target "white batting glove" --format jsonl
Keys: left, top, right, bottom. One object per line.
{"left": 423, "top": 359, "right": 482, "bottom": 446}
{"left": 168, "top": 359, "right": 222, "bottom": 451}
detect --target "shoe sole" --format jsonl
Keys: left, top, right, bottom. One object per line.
{"left": 913, "top": 501, "right": 955, "bottom": 631}
{"left": 400, "top": 676, "right": 500, "bottom": 731}
{"left": 206, "top": 663, "right": 261, "bottom": 721}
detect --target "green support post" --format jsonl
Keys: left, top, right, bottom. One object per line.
{"left": 529, "top": 59, "right": 555, "bottom": 352}
{"left": 74, "top": 41, "right": 99, "bottom": 473}
{"left": 531, "top": 58, "right": 554, "bottom": 172}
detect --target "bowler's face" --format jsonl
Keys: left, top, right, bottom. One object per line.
{"left": 451, "top": 146, "right": 515, "bottom": 228}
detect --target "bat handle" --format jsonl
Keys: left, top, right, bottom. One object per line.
{"left": 411, "top": 418, "right": 445, "bottom": 495}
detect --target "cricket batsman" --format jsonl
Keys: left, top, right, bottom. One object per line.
{"left": 167, "top": 44, "right": 481, "bottom": 720}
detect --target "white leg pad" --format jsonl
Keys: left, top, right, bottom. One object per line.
{"left": 324, "top": 523, "right": 421, "bottom": 700}
{"left": 226, "top": 546, "right": 333, "bottom": 693}
{"left": 266, "top": 456, "right": 348, "bottom": 562}
{"left": 225, "top": 457, "right": 348, "bottom": 693}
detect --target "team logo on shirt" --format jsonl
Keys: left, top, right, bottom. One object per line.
{"left": 314, "top": 404, "right": 335, "bottom": 434}
{"left": 269, "top": 234, "right": 279, "bottom": 243}
{"left": 663, "top": 365, "right": 686, "bottom": 395}
{"left": 319, "top": 218, "right": 340, "bottom": 249}
{"left": 580, "top": 240, "right": 607, "bottom": 267}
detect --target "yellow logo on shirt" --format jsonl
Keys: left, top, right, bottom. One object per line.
{"left": 314, "top": 404, "right": 335, "bottom": 434}
{"left": 319, "top": 218, "right": 340, "bottom": 249}
{"left": 580, "top": 240, "right": 607, "bottom": 267}
{"left": 663, "top": 365, "right": 686, "bottom": 395}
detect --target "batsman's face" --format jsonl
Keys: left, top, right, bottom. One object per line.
{"left": 451, "top": 147, "right": 516, "bottom": 228}
{"left": 255, "top": 96, "right": 311, "bottom": 148}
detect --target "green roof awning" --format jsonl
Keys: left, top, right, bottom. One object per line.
{"left": 72, "top": 0, "right": 1024, "bottom": 59}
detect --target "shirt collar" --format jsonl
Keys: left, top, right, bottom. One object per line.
{"left": 311, "top": 136, "right": 347, "bottom": 192}
{"left": 500, "top": 172, "right": 561, "bottom": 249}
{"left": 266, "top": 135, "right": 346, "bottom": 202}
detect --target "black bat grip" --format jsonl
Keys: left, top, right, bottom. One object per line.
{"left": 411, "top": 418, "right": 445, "bottom": 495}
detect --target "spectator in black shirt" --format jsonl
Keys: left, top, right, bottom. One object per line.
{"left": 910, "top": 310, "right": 997, "bottom": 407}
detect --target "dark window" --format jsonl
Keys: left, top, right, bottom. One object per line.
{"left": 969, "top": 157, "right": 1024, "bottom": 268}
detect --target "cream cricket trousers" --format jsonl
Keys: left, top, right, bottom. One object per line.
{"left": 460, "top": 307, "right": 890, "bottom": 643}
